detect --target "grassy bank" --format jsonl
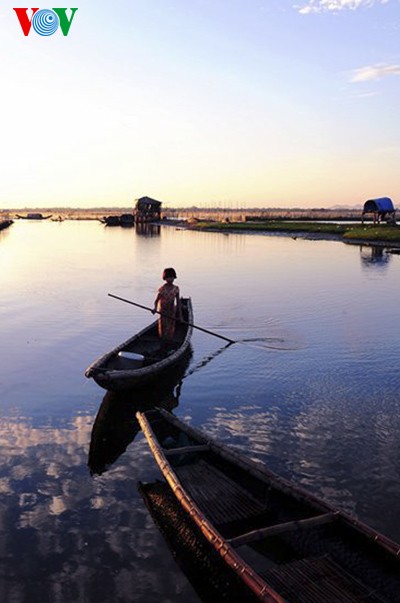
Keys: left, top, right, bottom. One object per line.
{"left": 189, "top": 221, "right": 400, "bottom": 244}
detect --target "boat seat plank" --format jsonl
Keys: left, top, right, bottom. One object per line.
{"left": 228, "top": 512, "right": 338, "bottom": 548}
{"left": 174, "top": 459, "right": 267, "bottom": 525}
{"left": 261, "top": 556, "right": 388, "bottom": 603}
{"left": 164, "top": 444, "right": 210, "bottom": 456}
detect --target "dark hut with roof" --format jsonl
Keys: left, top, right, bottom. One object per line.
{"left": 134, "top": 197, "right": 162, "bottom": 223}
{"left": 362, "top": 197, "right": 396, "bottom": 224}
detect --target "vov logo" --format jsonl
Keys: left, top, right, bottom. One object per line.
{"left": 13, "top": 8, "right": 78, "bottom": 36}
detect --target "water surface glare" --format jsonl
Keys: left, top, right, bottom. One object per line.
{"left": 1, "top": 221, "right": 400, "bottom": 602}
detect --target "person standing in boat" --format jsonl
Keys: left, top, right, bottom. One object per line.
{"left": 152, "top": 267, "right": 182, "bottom": 344}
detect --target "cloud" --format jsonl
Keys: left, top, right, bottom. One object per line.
{"left": 350, "top": 63, "right": 400, "bottom": 82}
{"left": 353, "top": 90, "right": 380, "bottom": 98}
{"left": 296, "top": 0, "right": 389, "bottom": 14}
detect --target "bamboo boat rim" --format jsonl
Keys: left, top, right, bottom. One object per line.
{"left": 137, "top": 408, "right": 289, "bottom": 603}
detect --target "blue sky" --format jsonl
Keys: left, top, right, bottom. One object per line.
{"left": 1, "top": 0, "right": 399, "bottom": 208}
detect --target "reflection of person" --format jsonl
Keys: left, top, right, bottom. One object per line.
{"left": 152, "top": 268, "right": 182, "bottom": 343}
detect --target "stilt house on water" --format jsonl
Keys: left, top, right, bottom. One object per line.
{"left": 362, "top": 197, "right": 396, "bottom": 224}
{"left": 134, "top": 197, "right": 162, "bottom": 223}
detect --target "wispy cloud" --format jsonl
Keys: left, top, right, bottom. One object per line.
{"left": 352, "top": 91, "right": 380, "bottom": 99}
{"left": 350, "top": 63, "right": 400, "bottom": 82}
{"left": 296, "top": 0, "right": 389, "bottom": 14}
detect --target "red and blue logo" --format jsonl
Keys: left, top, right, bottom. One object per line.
{"left": 13, "top": 8, "right": 78, "bottom": 36}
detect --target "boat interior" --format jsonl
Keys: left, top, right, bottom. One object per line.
{"left": 141, "top": 409, "right": 400, "bottom": 603}
{"left": 105, "top": 300, "right": 190, "bottom": 370}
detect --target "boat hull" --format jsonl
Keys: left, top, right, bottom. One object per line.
{"left": 137, "top": 408, "right": 400, "bottom": 603}
{"left": 16, "top": 213, "right": 52, "bottom": 219}
{"left": 85, "top": 298, "right": 193, "bottom": 391}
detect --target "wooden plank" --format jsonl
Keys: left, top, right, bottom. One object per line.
{"left": 164, "top": 444, "right": 210, "bottom": 456}
{"left": 175, "top": 459, "right": 267, "bottom": 525}
{"left": 228, "top": 512, "right": 338, "bottom": 548}
{"left": 262, "top": 557, "right": 388, "bottom": 603}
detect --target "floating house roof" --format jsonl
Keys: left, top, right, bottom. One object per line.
{"left": 135, "top": 196, "right": 162, "bottom": 210}
{"left": 363, "top": 197, "right": 395, "bottom": 213}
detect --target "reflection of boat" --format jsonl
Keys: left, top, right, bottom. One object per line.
{"left": 137, "top": 409, "right": 400, "bottom": 603}
{"left": 139, "top": 480, "right": 255, "bottom": 603}
{"left": 85, "top": 298, "right": 193, "bottom": 391}
{"left": 0, "top": 219, "right": 13, "bottom": 231}
{"left": 16, "top": 213, "right": 52, "bottom": 220}
{"left": 88, "top": 352, "right": 191, "bottom": 475}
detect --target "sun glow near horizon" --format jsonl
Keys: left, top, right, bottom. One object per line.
{"left": 1, "top": 0, "right": 399, "bottom": 209}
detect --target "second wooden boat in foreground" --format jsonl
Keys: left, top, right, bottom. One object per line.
{"left": 137, "top": 408, "right": 400, "bottom": 603}
{"left": 85, "top": 298, "right": 193, "bottom": 391}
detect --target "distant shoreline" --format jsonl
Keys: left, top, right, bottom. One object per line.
{"left": 4, "top": 208, "right": 400, "bottom": 247}
{"left": 175, "top": 219, "right": 400, "bottom": 248}
{"left": 4, "top": 207, "right": 364, "bottom": 222}
{"left": 194, "top": 229, "right": 400, "bottom": 248}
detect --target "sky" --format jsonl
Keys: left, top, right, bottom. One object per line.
{"left": 1, "top": 0, "right": 400, "bottom": 209}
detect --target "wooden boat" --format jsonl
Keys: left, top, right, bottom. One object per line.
{"left": 101, "top": 215, "right": 120, "bottom": 226}
{"left": 16, "top": 213, "right": 52, "bottom": 220}
{"left": 119, "top": 213, "right": 135, "bottom": 227}
{"left": 139, "top": 479, "right": 258, "bottom": 603}
{"left": 100, "top": 214, "right": 134, "bottom": 226}
{"left": 85, "top": 298, "right": 193, "bottom": 391}
{"left": 137, "top": 408, "right": 400, "bottom": 603}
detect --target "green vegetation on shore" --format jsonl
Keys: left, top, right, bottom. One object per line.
{"left": 190, "top": 220, "right": 400, "bottom": 244}
{"left": 342, "top": 225, "right": 400, "bottom": 242}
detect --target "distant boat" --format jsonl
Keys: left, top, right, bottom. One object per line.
{"left": 101, "top": 215, "right": 120, "bottom": 226}
{"left": 119, "top": 213, "right": 135, "bottom": 227}
{"left": 16, "top": 213, "right": 52, "bottom": 220}
{"left": 100, "top": 214, "right": 135, "bottom": 226}
{"left": 137, "top": 408, "right": 400, "bottom": 603}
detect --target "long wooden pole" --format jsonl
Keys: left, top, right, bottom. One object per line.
{"left": 108, "top": 293, "right": 236, "bottom": 344}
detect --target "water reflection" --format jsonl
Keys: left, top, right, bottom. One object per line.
{"left": 2, "top": 221, "right": 400, "bottom": 601}
{"left": 183, "top": 342, "right": 233, "bottom": 378}
{"left": 0, "top": 225, "right": 12, "bottom": 240}
{"left": 0, "top": 409, "right": 200, "bottom": 603}
{"left": 88, "top": 350, "right": 191, "bottom": 475}
{"left": 359, "top": 245, "right": 391, "bottom": 269}
{"left": 135, "top": 223, "right": 160, "bottom": 236}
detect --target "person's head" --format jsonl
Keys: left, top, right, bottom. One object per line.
{"left": 163, "top": 267, "right": 177, "bottom": 282}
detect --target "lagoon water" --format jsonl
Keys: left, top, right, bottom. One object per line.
{"left": 1, "top": 220, "right": 400, "bottom": 602}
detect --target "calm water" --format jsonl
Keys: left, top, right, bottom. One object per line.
{"left": 1, "top": 220, "right": 400, "bottom": 602}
